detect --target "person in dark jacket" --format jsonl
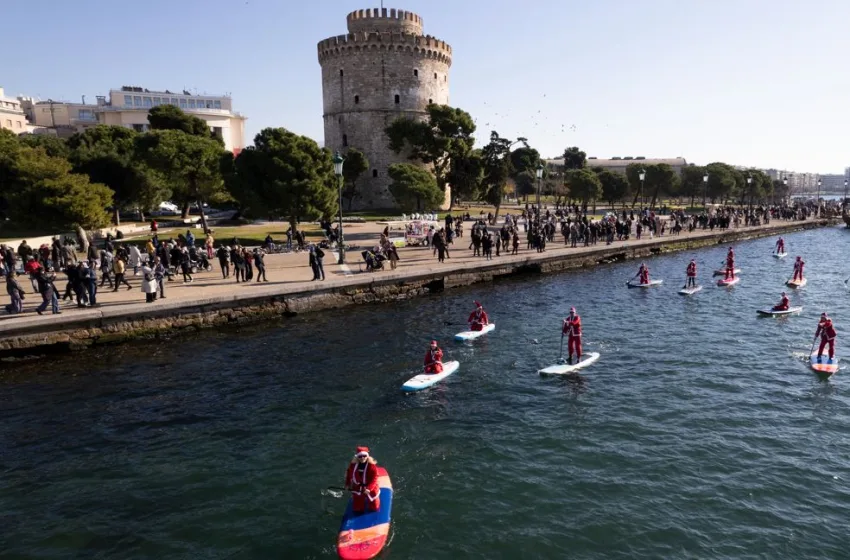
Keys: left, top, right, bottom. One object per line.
{"left": 253, "top": 248, "right": 268, "bottom": 282}
{"left": 5, "top": 271, "right": 25, "bottom": 314}
{"left": 35, "top": 269, "right": 61, "bottom": 315}
{"left": 231, "top": 246, "right": 245, "bottom": 283}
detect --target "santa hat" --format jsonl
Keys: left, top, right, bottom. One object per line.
{"left": 355, "top": 446, "right": 370, "bottom": 457}
{"left": 570, "top": 307, "right": 576, "bottom": 313}
{"left": 430, "top": 340, "right": 438, "bottom": 347}
{"left": 474, "top": 301, "right": 482, "bottom": 308}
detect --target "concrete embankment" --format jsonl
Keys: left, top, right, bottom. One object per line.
{"left": 0, "top": 219, "right": 836, "bottom": 358}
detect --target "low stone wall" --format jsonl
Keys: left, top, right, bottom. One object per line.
{"left": 0, "top": 219, "right": 832, "bottom": 358}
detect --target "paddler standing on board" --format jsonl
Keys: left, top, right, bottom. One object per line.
{"left": 424, "top": 340, "right": 444, "bottom": 374}
{"left": 344, "top": 446, "right": 381, "bottom": 514}
{"left": 792, "top": 256, "right": 805, "bottom": 282}
{"left": 636, "top": 263, "right": 649, "bottom": 285}
{"left": 724, "top": 247, "right": 735, "bottom": 280}
{"left": 771, "top": 291, "right": 790, "bottom": 312}
{"left": 815, "top": 313, "right": 836, "bottom": 362}
{"left": 775, "top": 237, "right": 785, "bottom": 254}
{"left": 684, "top": 259, "right": 697, "bottom": 289}
{"left": 562, "top": 307, "right": 582, "bottom": 364}
{"left": 467, "top": 301, "right": 489, "bottom": 332}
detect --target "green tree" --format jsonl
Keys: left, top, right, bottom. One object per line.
{"left": 387, "top": 163, "right": 443, "bottom": 213}
{"left": 385, "top": 104, "right": 476, "bottom": 196}
{"left": 479, "top": 131, "right": 515, "bottom": 221}
{"left": 67, "top": 125, "right": 166, "bottom": 225}
{"left": 18, "top": 134, "right": 69, "bottom": 159}
{"left": 341, "top": 148, "right": 369, "bottom": 211}
{"left": 562, "top": 146, "right": 587, "bottom": 170}
{"left": 680, "top": 165, "right": 707, "bottom": 209}
{"left": 136, "top": 129, "right": 226, "bottom": 232}
{"left": 230, "top": 127, "right": 337, "bottom": 231}
{"left": 1, "top": 140, "right": 112, "bottom": 231}
{"left": 705, "top": 162, "right": 737, "bottom": 204}
{"left": 597, "top": 169, "right": 630, "bottom": 209}
{"left": 625, "top": 163, "right": 647, "bottom": 207}
{"left": 148, "top": 104, "right": 221, "bottom": 144}
{"left": 514, "top": 170, "right": 536, "bottom": 201}
{"left": 772, "top": 179, "right": 790, "bottom": 202}
{"left": 566, "top": 168, "right": 602, "bottom": 210}
{"left": 644, "top": 164, "right": 680, "bottom": 210}
{"left": 510, "top": 146, "right": 541, "bottom": 177}
{"left": 447, "top": 150, "right": 484, "bottom": 203}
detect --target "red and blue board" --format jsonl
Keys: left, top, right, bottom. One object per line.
{"left": 337, "top": 467, "right": 393, "bottom": 559}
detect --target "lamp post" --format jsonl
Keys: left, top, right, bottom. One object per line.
{"left": 844, "top": 179, "right": 848, "bottom": 211}
{"left": 638, "top": 169, "right": 646, "bottom": 208}
{"left": 535, "top": 163, "right": 544, "bottom": 227}
{"left": 817, "top": 177, "right": 822, "bottom": 217}
{"left": 702, "top": 172, "right": 709, "bottom": 209}
{"left": 333, "top": 152, "right": 345, "bottom": 264}
{"left": 746, "top": 175, "right": 753, "bottom": 214}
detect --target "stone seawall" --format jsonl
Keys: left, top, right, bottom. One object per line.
{"left": 0, "top": 220, "right": 833, "bottom": 358}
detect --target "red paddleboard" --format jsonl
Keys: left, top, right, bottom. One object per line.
{"left": 810, "top": 354, "right": 838, "bottom": 376}
{"left": 337, "top": 467, "right": 393, "bottom": 559}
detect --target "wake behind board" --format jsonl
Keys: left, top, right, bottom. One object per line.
{"left": 810, "top": 354, "right": 838, "bottom": 376}
{"left": 454, "top": 323, "right": 496, "bottom": 342}
{"left": 678, "top": 285, "right": 703, "bottom": 296}
{"left": 337, "top": 466, "right": 393, "bottom": 560}
{"left": 756, "top": 306, "right": 802, "bottom": 316}
{"left": 774, "top": 252, "right": 788, "bottom": 259}
{"left": 786, "top": 278, "right": 807, "bottom": 289}
{"left": 713, "top": 268, "right": 741, "bottom": 276}
{"left": 627, "top": 279, "right": 663, "bottom": 289}
{"left": 539, "top": 352, "right": 600, "bottom": 375}
{"left": 402, "top": 360, "right": 460, "bottom": 392}
{"left": 717, "top": 276, "right": 740, "bottom": 287}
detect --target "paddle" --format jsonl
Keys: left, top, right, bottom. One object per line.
{"left": 326, "top": 486, "right": 347, "bottom": 498}
{"left": 810, "top": 335, "right": 817, "bottom": 359}
{"left": 558, "top": 332, "right": 565, "bottom": 364}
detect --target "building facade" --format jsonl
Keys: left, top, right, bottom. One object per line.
{"left": 0, "top": 87, "right": 33, "bottom": 133}
{"left": 21, "top": 87, "right": 246, "bottom": 153}
{"left": 318, "top": 7, "right": 452, "bottom": 209}
{"left": 545, "top": 156, "right": 689, "bottom": 175}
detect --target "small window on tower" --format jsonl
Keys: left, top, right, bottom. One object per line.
{"left": 394, "top": 94, "right": 400, "bottom": 104}
{"left": 342, "top": 134, "right": 348, "bottom": 147}
{"left": 372, "top": 169, "right": 378, "bottom": 178}
{"left": 413, "top": 69, "right": 418, "bottom": 77}
{"left": 429, "top": 99, "right": 433, "bottom": 104}
{"left": 354, "top": 95, "right": 359, "bottom": 104}
{"left": 339, "top": 69, "right": 344, "bottom": 77}
{"left": 434, "top": 72, "right": 437, "bottom": 79}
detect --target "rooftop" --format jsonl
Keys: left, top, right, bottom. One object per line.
{"left": 115, "top": 86, "right": 231, "bottom": 98}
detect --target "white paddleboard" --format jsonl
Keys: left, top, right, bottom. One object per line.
{"left": 717, "top": 276, "right": 740, "bottom": 287}
{"left": 454, "top": 323, "right": 495, "bottom": 341}
{"left": 402, "top": 360, "right": 460, "bottom": 392}
{"left": 756, "top": 306, "right": 802, "bottom": 316}
{"left": 539, "top": 352, "right": 600, "bottom": 375}
{"left": 786, "top": 278, "right": 807, "bottom": 289}
{"left": 773, "top": 252, "right": 788, "bottom": 259}
{"left": 713, "top": 268, "right": 741, "bottom": 276}
{"left": 810, "top": 354, "right": 838, "bottom": 376}
{"left": 678, "top": 285, "right": 703, "bottom": 295}
{"left": 627, "top": 279, "right": 663, "bottom": 288}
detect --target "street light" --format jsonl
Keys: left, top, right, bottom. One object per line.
{"left": 535, "top": 163, "right": 544, "bottom": 227}
{"left": 817, "top": 177, "right": 822, "bottom": 217}
{"left": 332, "top": 152, "right": 345, "bottom": 264}
{"left": 702, "top": 172, "right": 709, "bottom": 209}
{"left": 746, "top": 176, "right": 753, "bottom": 213}
{"left": 638, "top": 169, "right": 646, "bottom": 208}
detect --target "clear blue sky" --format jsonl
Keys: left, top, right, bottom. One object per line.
{"left": 3, "top": 0, "right": 849, "bottom": 173}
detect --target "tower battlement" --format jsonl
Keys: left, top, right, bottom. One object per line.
{"left": 347, "top": 7, "right": 423, "bottom": 35}
{"left": 317, "top": 32, "right": 452, "bottom": 66}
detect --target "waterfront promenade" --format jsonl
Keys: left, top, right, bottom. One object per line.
{"left": 0, "top": 217, "right": 836, "bottom": 354}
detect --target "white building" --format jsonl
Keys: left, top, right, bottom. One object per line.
{"left": 0, "top": 87, "right": 36, "bottom": 133}
{"left": 545, "top": 156, "right": 689, "bottom": 175}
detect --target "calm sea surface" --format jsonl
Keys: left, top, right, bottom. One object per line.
{"left": 2, "top": 226, "right": 850, "bottom": 559}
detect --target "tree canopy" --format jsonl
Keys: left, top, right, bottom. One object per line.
{"left": 479, "top": 131, "right": 515, "bottom": 214}
{"left": 566, "top": 168, "right": 602, "bottom": 207}
{"left": 341, "top": 148, "right": 369, "bottom": 211}
{"left": 148, "top": 104, "right": 222, "bottom": 145}
{"left": 447, "top": 149, "right": 484, "bottom": 203}
{"left": 596, "top": 170, "right": 630, "bottom": 208}
{"left": 562, "top": 146, "right": 587, "bottom": 170}
{"left": 18, "top": 134, "right": 69, "bottom": 159}
{"left": 387, "top": 163, "right": 443, "bottom": 213}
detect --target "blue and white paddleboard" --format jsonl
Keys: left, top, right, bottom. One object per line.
{"left": 627, "top": 279, "right": 663, "bottom": 289}
{"left": 774, "top": 252, "right": 788, "bottom": 259}
{"left": 757, "top": 306, "right": 802, "bottom": 316}
{"left": 539, "top": 352, "right": 600, "bottom": 375}
{"left": 678, "top": 285, "right": 703, "bottom": 295}
{"left": 454, "top": 323, "right": 495, "bottom": 342}
{"left": 402, "top": 361, "right": 460, "bottom": 392}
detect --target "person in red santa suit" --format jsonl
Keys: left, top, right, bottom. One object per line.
{"left": 685, "top": 259, "right": 697, "bottom": 289}
{"left": 772, "top": 291, "right": 790, "bottom": 312}
{"left": 562, "top": 307, "right": 582, "bottom": 364}
{"left": 467, "top": 301, "right": 489, "bottom": 332}
{"left": 725, "top": 247, "right": 735, "bottom": 280}
{"left": 775, "top": 237, "right": 785, "bottom": 254}
{"left": 424, "top": 340, "right": 443, "bottom": 374}
{"left": 636, "top": 263, "right": 649, "bottom": 285}
{"left": 793, "top": 256, "right": 805, "bottom": 282}
{"left": 815, "top": 313, "right": 836, "bottom": 362}
{"left": 344, "top": 446, "right": 381, "bottom": 514}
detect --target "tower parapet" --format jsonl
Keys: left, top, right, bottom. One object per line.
{"left": 347, "top": 7, "right": 423, "bottom": 35}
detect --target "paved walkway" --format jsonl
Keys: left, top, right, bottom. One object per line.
{"left": 0, "top": 219, "right": 828, "bottom": 333}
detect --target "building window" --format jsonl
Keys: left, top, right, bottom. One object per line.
{"left": 15, "top": 121, "right": 22, "bottom": 128}
{"left": 394, "top": 94, "right": 400, "bottom": 104}
{"left": 5, "top": 119, "right": 11, "bottom": 127}
{"left": 188, "top": 99, "right": 196, "bottom": 109}
{"left": 143, "top": 97, "right": 152, "bottom": 107}
{"left": 124, "top": 95, "right": 133, "bottom": 106}
{"left": 372, "top": 169, "right": 378, "bottom": 178}
{"left": 213, "top": 126, "right": 223, "bottom": 138}
{"left": 214, "top": 100, "right": 221, "bottom": 109}
{"left": 428, "top": 98, "right": 432, "bottom": 104}
{"left": 170, "top": 98, "right": 177, "bottom": 105}
{"left": 434, "top": 72, "right": 437, "bottom": 79}
{"left": 339, "top": 69, "right": 344, "bottom": 77}
{"left": 179, "top": 99, "right": 187, "bottom": 108}
{"left": 153, "top": 97, "right": 161, "bottom": 105}
{"left": 414, "top": 69, "right": 418, "bottom": 77}
{"left": 354, "top": 95, "right": 359, "bottom": 104}
{"left": 342, "top": 134, "right": 348, "bottom": 147}
{"left": 132, "top": 124, "right": 145, "bottom": 132}
{"left": 133, "top": 96, "right": 142, "bottom": 107}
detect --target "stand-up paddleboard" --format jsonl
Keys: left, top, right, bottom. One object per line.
{"left": 717, "top": 276, "right": 740, "bottom": 287}
{"left": 786, "top": 278, "right": 807, "bottom": 289}
{"left": 678, "top": 285, "right": 703, "bottom": 295}
{"left": 757, "top": 306, "right": 802, "bottom": 316}
{"left": 713, "top": 268, "right": 741, "bottom": 276}
{"left": 627, "top": 279, "right": 663, "bottom": 288}
{"left": 810, "top": 354, "right": 838, "bottom": 376}
{"left": 773, "top": 252, "right": 788, "bottom": 259}
{"left": 402, "top": 360, "right": 460, "bottom": 392}
{"left": 539, "top": 352, "right": 600, "bottom": 375}
{"left": 454, "top": 323, "right": 495, "bottom": 342}
{"left": 337, "top": 466, "right": 393, "bottom": 560}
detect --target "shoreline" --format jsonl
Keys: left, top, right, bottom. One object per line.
{"left": 0, "top": 219, "right": 837, "bottom": 359}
